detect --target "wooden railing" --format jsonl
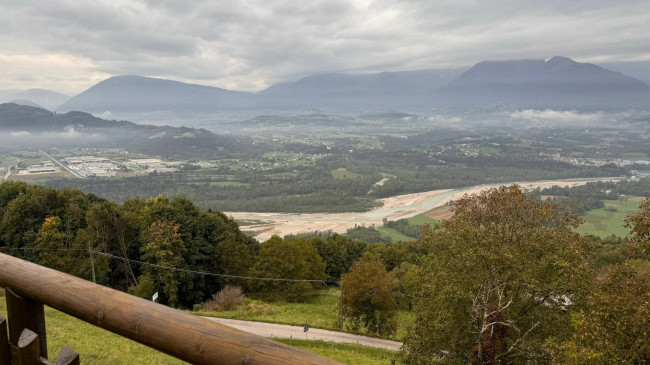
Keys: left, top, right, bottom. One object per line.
{"left": 0, "top": 252, "right": 341, "bottom": 364}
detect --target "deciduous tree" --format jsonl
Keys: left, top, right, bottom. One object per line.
{"left": 401, "top": 185, "right": 592, "bottom": 364}
{"left": 340, "top": 253, "right": 398, "bottom": 336}
{"left": 624, "top": 197, "right": 650, "bottom": 254}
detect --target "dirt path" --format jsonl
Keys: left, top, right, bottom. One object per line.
{"left": 203, "top": 317, "right": 403, "bottom": 351}
{"left": 228, "top": 177, "right": 621, "bottom": 241}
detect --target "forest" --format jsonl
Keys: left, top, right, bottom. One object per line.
{"left": 0, "top": 181, "right": 648, "bottom": 363}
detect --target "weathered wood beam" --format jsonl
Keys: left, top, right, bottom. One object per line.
{"left": 0, "top": 315, "right": 9, "bottom": 364}
{"left": 0, "top": 253, "right": 340, "bottom": 365}
{"left": 5, "top": 288, "right": 47, "bottom": 359}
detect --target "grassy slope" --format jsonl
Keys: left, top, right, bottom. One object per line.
{"left": 406, "top": 213, "right": 438, "bottom": 226}
{"left": 577, "top": 198, "right": 641, "bottom": 238}
{"left": 0, "top": 290, "right": 396, "bottom": 364}
{"left": 376, "top": 226, "right": 413, "bottom": 242}
{"left": 196, "top": 289, "right": 414, "bottom": 341}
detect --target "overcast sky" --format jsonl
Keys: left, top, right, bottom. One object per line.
{"left": 1, "top": 0, "right": 648, "bottom": 94}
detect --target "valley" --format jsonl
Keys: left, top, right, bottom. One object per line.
{"left": 229, "top": 178, "right": 619, "bottom": 240}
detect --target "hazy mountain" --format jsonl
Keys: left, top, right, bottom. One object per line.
{"left": 48, "top": 58, "right": 650, "bottom": 116}
{"left": 0, "top": 103, "right": 257, "bottom": 158}
{"left": 598, "top": 61, "right": 650, "bottom": 86}
{"left": 0, "top": 102, "right": 134, "bottom": 131}
{"left": 57, "top": 75, "right": 253, "bottom": 113}
{"left": 8, "top": 99, "right": 45, "bottom": 109}
{"left": 441, "top": 56, "right": 650, "bottom": 109}
{"left": 0, "top": 88, "right": 69, "bottom": 110}
{"left": 257, "top": 69, "right": 466, "bottom": 109}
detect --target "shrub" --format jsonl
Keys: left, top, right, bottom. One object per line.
{"left": 201, "top": 286, "right": 245, "bottom": 311}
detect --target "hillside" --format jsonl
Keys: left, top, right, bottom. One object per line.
{"left": 0, "top": 103, "right": 257, "bottom": 158}
{"left": 45, "top": 58, "right": 650, "bottom": 115}
{"left": 441, "top": 56, "right": 650, "bottom": 109}
{"left": 257, "top": 69, "right": 466, "bottom": 109}
{"left": 0, "top": 88, "right": 69, "bottom": 110}
{"left": 57, "top": 75, "right": 253, "bottom": 113}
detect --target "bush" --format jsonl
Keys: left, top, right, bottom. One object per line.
{"left": 201, "top": 286, "right": 245, "bottom": 311}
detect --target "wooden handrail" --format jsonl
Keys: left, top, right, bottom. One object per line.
{"left": 0, "top": 253, "right": 341, "bottom": 364}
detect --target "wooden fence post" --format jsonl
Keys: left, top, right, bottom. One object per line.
{"left": 0, "top": 315, "right": 10, "bottom": 364}
{"left": 5, "top": 288, "right": 48, "bottom": 359}
{"left": 16, "top": 328, "right": 41, "bottom": 365}
{"left": 56, "top": 347, "right": 80, "bottom": 365}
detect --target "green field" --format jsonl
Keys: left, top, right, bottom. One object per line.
{"left": 331, "top": 169, "right": 362, "bottom": 180}
{"left": 274, "top": 339, "right": 396, "bottom": 365}
{"left": 405, "top": 213, "right": 438, "bottom": 226}
{"left": 376, "top": 227, "right": 413, "bottom": 242}
{"left": 578, "top": 197, "right": 642, "bottom": 238}
{"left": 620, "top": 152, "right": 648, "bottom": 159}
{"left": 0, "top": 289, "right": 396, "bottom": 364}
{"left": 195, "top": 289, "right": 414, "bottom": 340}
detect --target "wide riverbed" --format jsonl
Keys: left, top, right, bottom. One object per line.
{"left": 226, "top": 177, "right": 619, "bottom": 241}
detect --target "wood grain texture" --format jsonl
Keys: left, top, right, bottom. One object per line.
{"left": 54, "top": 347, "right": 79, "bottom": 365}
{"left": 0, "top": 316, "right": 9, "bottom": 364}
{"left": 5, "top": 288, "right": 47, "bottom": 359}
{"left": 17, "top": 329, "right": 40, "bottom": 365}
{"left": 0, "top": 253, "right": 341, "bottom": 365}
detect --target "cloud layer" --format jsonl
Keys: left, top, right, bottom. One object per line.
{"left": 1, "top": 0, "right": 649, "bottom": 93}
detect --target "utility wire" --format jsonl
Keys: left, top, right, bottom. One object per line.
{"left": 90, "top": 250, "right": 338, "bottom": 285}
{"left": 0, "top": 247, "right": 86, "bottom": 251}
{"left": 0, "top": 246, "right": 340, "bottom": 285}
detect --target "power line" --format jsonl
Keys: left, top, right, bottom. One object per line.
{"left": 90, "top": 250, "right": 338, "bottom": 285}
{"left": 0, "top": 246, "right": 340, "bottom": 285}
{"left": 0, "top": 247, "right": 86, "bottom": 252}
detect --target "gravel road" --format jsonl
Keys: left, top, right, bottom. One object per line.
{"left": 203, "top": 317, "right": 403, "bottom": 351}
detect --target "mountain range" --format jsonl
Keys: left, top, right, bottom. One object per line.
{"left": 0, "top": 103, "right": 257, "bottom": 158}
{"left": 10, "top": 56, "right": 650, "bottom": 115}
{"left": 0, "top": 89, "right": 70, "bottom": 110}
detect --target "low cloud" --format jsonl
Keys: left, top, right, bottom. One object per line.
{"left": 2, "top": 126, "right": 104, "bottom": 148}
{"left": 509, "top": 109, "right": 605, "bottom": 125}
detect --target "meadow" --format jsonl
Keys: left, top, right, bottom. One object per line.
{"left": 0, "top": 288, "right": 397, "bottom": 364}
{"left": 577, "top": 197, "right": 642, "bottom": 238}
{"left": 195, "top": 288, "right": 415, "bottom": 341}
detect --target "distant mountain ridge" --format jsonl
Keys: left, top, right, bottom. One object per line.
{"left": 52, "top": 57, "right": 650, "bottom": 114}
{"left": 57, "top": 75, "right": 252, "bottom": 113}
{"left": 257, "top": 69, "right": 466, "bottom": 108}
{"left": 0, "top": 88, "right": 69, "bottom": 110}
{"left": 440, "top": 56, "right": 650, "bottom": 109}
{"left": 0, "top": 103, "right": 257, "bottom": 158}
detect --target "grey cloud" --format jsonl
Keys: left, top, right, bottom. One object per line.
{"left": 0, "top": 0, "right": 648, "bottom": 93}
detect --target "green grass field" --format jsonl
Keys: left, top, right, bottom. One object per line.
{"left": 578, "top": 197, "right": 642, "bottom": 238}
{"left": 195, "top": 289, "right": 414, "bottom": 340}
{"left": 405, "top": 213, "right": 438, "bottom": 226}
{"left": 331, "top": 169, "right": 362, "bottom": 180}
{"left": 620, "top": 152, "right": 648, "bottom": 159}
{"left": 0, "top": 289, "right": 396, "bottom": 364}
{"left": 376, "top": 227, "right": 413, "bottom": 242}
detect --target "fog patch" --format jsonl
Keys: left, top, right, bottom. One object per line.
{"left": 509, "top": 109, "right": 605, "bottom": 126}
{"left": 0, "top": 126, "right": 106, "bottom": 148}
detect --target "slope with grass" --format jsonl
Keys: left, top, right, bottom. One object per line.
{"left": 195, "top": 289, "right": 415, "bottom": 341}
{"left": 577, "top": 197, "right": 642, "bottom": 237}
{"left": 0, "top": 289, "right": 395, "bottom": 364}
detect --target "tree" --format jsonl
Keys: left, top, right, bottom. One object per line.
{"left": 401, "top": 185, "right": 592, "bottom": 364}
{"left": 624, "top": 197, "right": 650, "bottom": 254}
{"left": 215, "top": 233, "right": 253, "bottom": 286}
{"left": 35, "top": 216, "right": 70, "bottom": 272}
{"left": 550, "top": 261, "right": 650, "bottom": 364}
{"left": 140, "top": 221, "right": 187, "bottom": 307}
{"left": 310, "top": 234, "right": 368, "bottom": 279}
{"left": 340, "top": 253, "right": 398, "bottom": 336}
{"left": 249, "top": 236, "right": 325, "bottom": 302}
